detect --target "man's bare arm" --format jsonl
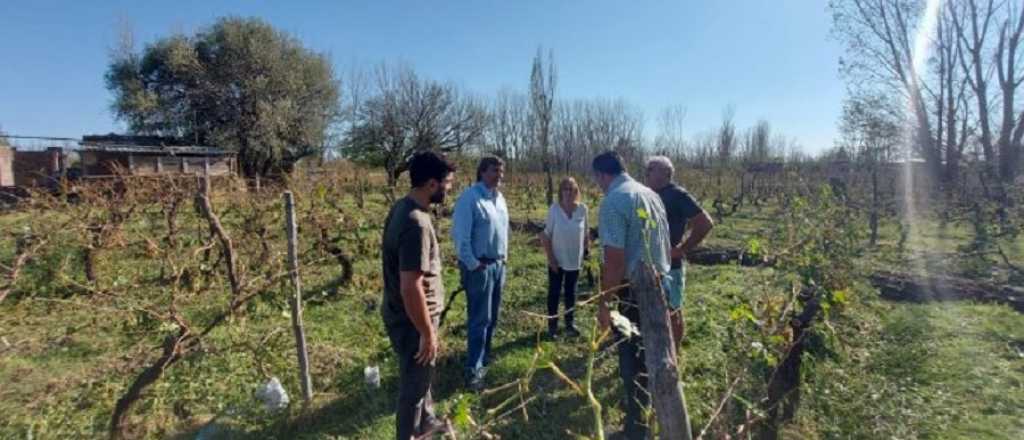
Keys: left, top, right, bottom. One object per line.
{"left": 681, "top": 211, "right": 714, "bottom": 252}
{"left": 400, "top": 271, "right": 437, "bottom": 365}
{"left": 598, "top": 246, "right": 626, "bottom": 330}
{"left": 673, "top": 211, "right": 714, "bottom": 259}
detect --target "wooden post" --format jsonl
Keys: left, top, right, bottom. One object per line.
{"left": 632, "top": 264, "right": 692, "bottom": 440}
{"left": 284, "top": 191, "right": 313, "bottom": 404}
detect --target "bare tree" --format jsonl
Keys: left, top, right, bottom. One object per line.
{"left": 486, "top": 87, "right": 532, "bottom": 160}
{"left": 690, "top": 129, "right": 718, "bottom": 169}
{"left": 833, "top": 0, "right": 1024, "bottom": 186}
{"left": 530, "top": 47, "right": 557, "bottom": 205}
{"left": 552, "top": 100, "right": 580, "bottom": 172}
{"left": 741, "top": 119, "right": 773, "bottom": 164}
{"left": 345, "top": 63, "right": 487, "bottom": 186}
{"left": 654, "top": 104, "right": 688, "bottom": 161}
{"left": 717, "top": 106, "right": 737, "bottom": 167}
{"left": 841, "top": 92, "right": 903, "bottom": 244}
{"left": 952, "top": 0, "right": 1024, "bottom": 183}
{"left": 934, "top": 1, "right": 972, "bottom": 185}
{"left": 831, "top": 0, "right": 944, "bottom": 179}
{"left": 551, "top": 98, "right": 645, "bottom": 173}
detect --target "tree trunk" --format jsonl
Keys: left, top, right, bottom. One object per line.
{"left": 870, "top": 166, "right": 880, "bottom": 246}
{"left": 110, "top": 330, "right": 187, "bottom": 440}
{"left": 631, "top": 264, "right": 692, "bottom": 440}
{"left": 543, "top": 156, "right": 554, "bottom": 206}
{"left": 762, "top": 289, "right": 821, "bottom": 440}
{"left": 84, "top": 246, "right": 97, "bottom": 283}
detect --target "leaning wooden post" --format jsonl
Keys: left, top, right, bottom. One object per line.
{"left": 284, "top": 191, "right": 313, "bottom": 404}
{"left": 632, "top": 264, "right": 692, "bottom": 440}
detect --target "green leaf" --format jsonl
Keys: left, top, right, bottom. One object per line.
{"left": 729, "top": 304, "right": 756, "bottom": 323}
{"left": 747, "top": 238, "right": 763, "bottom": 256}
{"left": 452, "top": 395, "right": 473, "bottom": 429}
{"left": 832, "top": 288, "right": 849, "bottom": 305}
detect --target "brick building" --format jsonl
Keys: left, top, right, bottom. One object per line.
{"left": 11, "top": 147, "right": 64, "bottom": 187}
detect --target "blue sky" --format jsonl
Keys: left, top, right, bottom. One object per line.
{"left": 0, "top": 0, "right": 845, "bottom": 153}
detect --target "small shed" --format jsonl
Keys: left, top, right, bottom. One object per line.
{"left": 79, "top": 134, "right": 237, "bottom": 177}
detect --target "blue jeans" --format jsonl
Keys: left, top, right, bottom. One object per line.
{"left": 461, "top": 260, "right": 505, "bottom": 377}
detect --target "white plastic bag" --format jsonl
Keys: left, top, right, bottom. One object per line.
{"left": 610, "top": 310, "right": 641, "bottom": 338}
{"left": 256, "top": 377, "right": 289, "bottom": 412}
{"left": 364, "top": 365, "right": 381, "bottom": 389}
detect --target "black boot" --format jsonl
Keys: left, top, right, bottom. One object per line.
{"left": 546, "top": 319, "right": 559, "bottom": 339}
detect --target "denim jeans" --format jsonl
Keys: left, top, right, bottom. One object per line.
{"left": 461, "top": 260, "right": 505, "bottom": 378}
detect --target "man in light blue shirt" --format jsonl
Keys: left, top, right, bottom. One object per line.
{"left": 592, "top": 151, "right": 672, "bottom": 440}
{"left": 451, "top": 156, "right": 509, "bottom": 391}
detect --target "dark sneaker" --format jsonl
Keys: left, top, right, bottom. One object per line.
{"left": 546, "top": 326, "right": 559, "bottom": 340}
{"left": 467, "top": 375, "right": 485, "bottom": 393}
{"left": 466, "top": 368, "right": 487, "bottom": 392}
{"left": 564, "top": 325, "right": 581, "bottom": 338}
{"left": 415, "top": 417, "right": 453, "bottom": 439}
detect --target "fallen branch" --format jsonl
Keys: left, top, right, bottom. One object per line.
{"left": 870, "top": 270, "right": 1024, "bottom": 313}
{"left": 687, "top": 247, "right": 771, "bottom": 267}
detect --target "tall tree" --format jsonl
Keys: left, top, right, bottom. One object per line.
{"left": 717, "top": 106, "right": 737, "bottom": 166}
{"left": 530, "top": 47, "right": 557, "bottom": 205}
{"left": 952, "top": 0, "right": 1024, "bottom": 183}
{"left": 106, "top": 17, "right": 340, "bottom": 177}
{"left": 741, "top": 119, "right": 774, "bottom": 164}
{"left": 486, "top": 88, "right": 532, "bottom": 160}
{"left": 831, "top": 0, "right": 945, "bottom": 179}
{"left": 654, "top": 104, "right": 688, "bottom": 161}
{"left": 833, "top": 0, "right": 1023, "bottom": 185}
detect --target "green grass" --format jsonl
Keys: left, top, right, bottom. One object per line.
{"left": 795, "top": 300, "right": 1024, "bottom": 439}
{"left": 1, "top": 183, "right": 1022, "bottom": 439}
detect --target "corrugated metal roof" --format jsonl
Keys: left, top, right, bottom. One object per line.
{"left": 78, "top": 143, "right": 235, "bottom": 156}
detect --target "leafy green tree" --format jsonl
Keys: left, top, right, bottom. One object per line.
{"left": 106, "top": 17, "right": 340, "bottom": 177}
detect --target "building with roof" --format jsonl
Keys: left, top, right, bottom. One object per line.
{"left": 78, "top": 134, "right": 237, "bottom": 177}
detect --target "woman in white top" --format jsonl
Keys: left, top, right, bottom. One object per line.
{"left": 540, "top": 177, "right": 590, "bottom": 338}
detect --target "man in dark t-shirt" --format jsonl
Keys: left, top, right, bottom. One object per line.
{"left": 381, "top": 151, "right": 455, "bottom": 440}
{"left": 644, "top": 156, "right": 715, "bottom": 344}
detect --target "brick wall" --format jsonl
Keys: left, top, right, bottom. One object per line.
{"left": 13, "top": 148, "right": 62, "bottom": 187}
